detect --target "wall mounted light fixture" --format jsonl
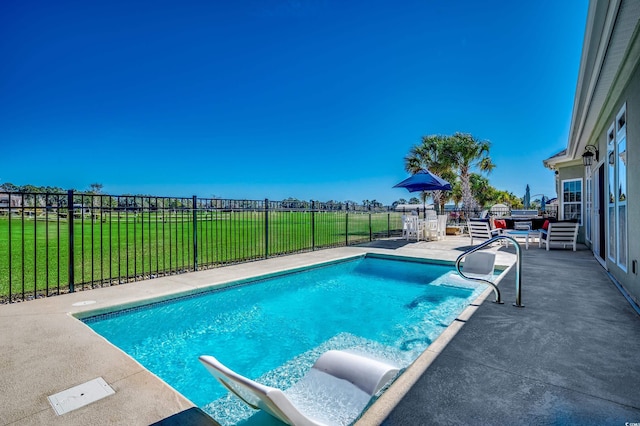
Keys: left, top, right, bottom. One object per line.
{"left": 582, "top": 145, "right": 599, "bottom": 167}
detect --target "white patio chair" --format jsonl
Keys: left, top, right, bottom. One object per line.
{"left": 415, "top": 210, "right": 436, "bottom": 240}
{"left": 423, "top": 218, "right": 437, "bottom": 241}
{"left": 467, "top": 220, "right": 500, "bottom": 246}
{"left": 539, "top": 221, "right": 579, "bottom": 251}
{"left": 436, "top": 214, "right": 448, "bottom": 240}
{"left": 401, "top": 215, "right": 409, "bottom": 239}
{"left": 403, "top": 215, "right": 414, "bottom": 240}
{"left": 404, "top": 216, "right": 424, "bottom": 241}
{"left": 426, "top": 219, "right": 438, "bottom": 240}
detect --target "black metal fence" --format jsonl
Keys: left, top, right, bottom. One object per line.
{"left": 394, "top": 205, "right": 558, "bottom": 225}
{"left": 0, "top": 191, "right": 405, "bottom": 303}
{"left": 0, "top": 190, "right": 557, "bottom": 303}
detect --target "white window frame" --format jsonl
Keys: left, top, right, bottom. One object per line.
{"left": 615, "top": 104, "right": 627, "bottom": 271}
{"left": 606, "top": 103, "right": 628, "bottom": 271}
{"left": 585, "top": 168, "right": 592, "bottom": 244}
{"left": 561, "top": 178, "right": 582, "bottom": 225}
{"left": 607, "top": 122, "right": 616, "bottom": 263}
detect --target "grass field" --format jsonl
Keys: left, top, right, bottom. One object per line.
{"left": 0, "top": 211, "right": 403, "bottom": 300}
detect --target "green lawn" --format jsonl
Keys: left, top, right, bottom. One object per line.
{"left": 0, "top": 211, "right": 403, "bottom": 300}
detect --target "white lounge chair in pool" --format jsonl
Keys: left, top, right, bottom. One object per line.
{"left": 199, "top": 350, "right": 400, "bottom": 426}
{"left": 461, "top": 251, "right": 496, "bottom": 281}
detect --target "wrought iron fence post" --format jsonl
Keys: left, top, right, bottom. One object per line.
{"left": 264, "top": 199, "right": 269, "bottom": 259}
{"left": 387, "top": 212, "right": 390, "bottom": 238}
{"left": 311, "top": 200, "right": 316, "bottom": 251}
{"left": 192, "top": 195, "right": 198, "bottom": 271}
{"left": 345, "top": 203, "right": 349, "bottom": 246}
{"left": 8, "top": 197, "right": 12, "bottom": 301}
{"left": 21, "top": 193, "right": 25, "bottom": 299}
{"left": 369, "top": 208, "right": 372, "bottom": 242}
{"left": 67, "top": 190, "right": 75, "bottom": 293}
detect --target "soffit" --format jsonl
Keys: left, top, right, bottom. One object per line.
{"left": 569, "top": 0, "right": 609, "bottom": 142}
{"left": 567, "top": 0, "right": 640, "bottom": 159}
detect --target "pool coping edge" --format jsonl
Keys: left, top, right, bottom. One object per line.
{"left": 355, "top": 258, "right": 514, "bottom": 425}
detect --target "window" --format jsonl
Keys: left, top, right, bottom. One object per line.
{"left": 616, "top": 105, "right": 627, "bottom": 270}
{"left": 607, "top": 123, "right": 616, "bottom": 261}
{"left": 561, "top": 179, "right": 582, "bottom": 224}
{"left": 607, "top": 104, "right": 628, "bottom": 270}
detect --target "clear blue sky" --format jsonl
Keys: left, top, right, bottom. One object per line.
{"left": 1, "top": 0, "right": 588, "bottom": 204}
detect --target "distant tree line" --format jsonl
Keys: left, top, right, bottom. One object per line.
{"left": 0, "top": 183, "right": 389, "bottom": 209}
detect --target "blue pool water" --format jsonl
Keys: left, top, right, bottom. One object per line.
{"left": 84, "top": 255, "right": 488, "bottom": 424}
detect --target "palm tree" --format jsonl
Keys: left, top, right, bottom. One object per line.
{"left": 404, "top": 134, "right": 454, "bottom": 212}
{"left": 89, "top": 183, "right": 103, "bottom": 194}
{"left": 450, "top": 180, "right": 463, "bottom": 207}
{"left": 469, "top": 173, "right": 496, "bottom": 208}
{"left": 494, "top": 190, "right": 523, "bottom": 208}
{"left": 445, "top": 132, "right": 495, "bottom": 212}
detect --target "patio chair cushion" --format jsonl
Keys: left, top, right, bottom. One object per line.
{"left": 494, "top": 219, "right": 507, "bottom": 229}
{"left": 542, "top": 220, "right": 550, "bottom": 230}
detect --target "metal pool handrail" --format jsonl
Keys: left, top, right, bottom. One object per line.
{"left": 455, "top": 235, "right": 524, "bottom": 307}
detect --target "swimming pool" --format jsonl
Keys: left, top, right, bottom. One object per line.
{"left": 82, "top": 254, "right": 493, "bottom": 424}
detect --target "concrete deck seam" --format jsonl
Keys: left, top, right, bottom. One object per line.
{"left": 6, "top": 406, "right": 53, "bottom": 426}
{"left": 110, "top": 368, "right": 149, "bottom": 385}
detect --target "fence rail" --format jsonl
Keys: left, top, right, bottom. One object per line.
{"left": 0, "top": 191, "right": 406, "bottom": 303}
{"left": 0, "top": 190, "right": 556, "bottom": 303}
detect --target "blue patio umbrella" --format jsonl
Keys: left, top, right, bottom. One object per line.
{"left": 393, "top": 170, "right": 452, "bottom": 217}
{"left": 524, "top": 184, "right": 531, "bottom": 209}
{"left": 540, "top": 195, "right": 546, "bottom": 212}
{"left": 393, "top": 170, "right": 452, "bottom": 193}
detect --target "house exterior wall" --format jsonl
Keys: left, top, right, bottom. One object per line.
{"left": 547, "top": 0, "right": 640, "bottom": 306}
{"left": 556, "top": 164, "right": 586, "bottom": 243}
{"left": 602, "top": 64, "right": 639, "bottom": 305}
{"left": 569, "top": 40, "right": 639, "bottom": 305}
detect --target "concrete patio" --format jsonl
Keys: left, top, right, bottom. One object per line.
{"left": 374, "top": 239, "right": 640, "bottom": 425}
{"left": 1, "top": 235, "right": 639, "bottom": 425}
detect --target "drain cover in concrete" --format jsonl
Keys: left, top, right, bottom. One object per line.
{"left": 48, "top": 377, "right": 115, "bottom": 415}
